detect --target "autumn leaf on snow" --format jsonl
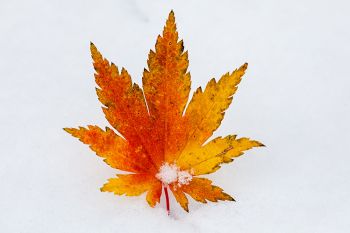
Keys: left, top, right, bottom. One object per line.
{"left": 64, "top": 11, "right": 264, "bottom": 213}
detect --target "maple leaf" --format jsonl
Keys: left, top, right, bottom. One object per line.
{"left": 64, "top": 11, "right": 264, "bottom": 213}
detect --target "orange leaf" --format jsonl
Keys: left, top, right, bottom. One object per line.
{"left": 91, "top": 44, "right": 160, "bottom": 169}
{"left": 64, "top": 11, "right": 263, "bottom": 213}
{"left": 181, "top": 178, "right": 234, "bottom": 203}
{"left": 142, "top": 11, "right": 191, "bottom": 163}
{"left": 101, "top": 174, "right": 162, "bottom": 207}
{"left": 64, "top": 126, "right": 154, "bottom": 173}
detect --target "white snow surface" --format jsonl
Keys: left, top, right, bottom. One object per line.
{"left": 1, "top": 0, "right": 350, "bottom": 232}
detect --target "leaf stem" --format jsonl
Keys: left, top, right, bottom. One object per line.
{"left": 163, "top": 185, "right": 170, "bottom": 215}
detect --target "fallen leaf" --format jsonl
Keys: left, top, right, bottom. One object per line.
{"left": 64, "top": 10, "right": 264, "bottom": 213}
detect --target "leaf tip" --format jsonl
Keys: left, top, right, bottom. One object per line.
{"left": 146, "top": 199, "right": 156, "bottom": 208}
{"left": 90, "top": 41, "right": 96, "bottom": 51}
{"left": 100, "top": 184, "right": 108, "bottom": 192}
{"left": 224, "top": 193, "right": 235, "bottom": 201}
{"left": 255, "top": 140, "right": 265, "bottom": 147}
{"left": 63, "top": 127, "right": 74, "bottom": 134}
{"left": 90, "top": 42, "right": 100, "bottom": 60}
{"left": 241, "top": 62, "right": 248, "bottom": 71}
{"left": 167, "top": 10, "right": 176, "bottom": 24}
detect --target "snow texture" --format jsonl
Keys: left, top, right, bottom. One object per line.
{"left": 156, "top": 163, "right": 192, "bottom": 186}
{"left": 156, "top": 163, "right": 179, "bottom": 185}
{"left": 177, "top": 170, "right": 192, "bottom": 186}
{"left": 0, "top": 0, "right": 350, "bottom": 233}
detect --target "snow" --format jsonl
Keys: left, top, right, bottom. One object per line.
{"left": 156, "top": 163, "right": 192, "bottom": 186}
{"left": 177, "top": 170, "right": 192, "bottom": 186}
{"left": 156, "top": 163, "right": 179, "bottom": 185}
{"left": 0, "top": 0, "right": 350, "bottom": 232}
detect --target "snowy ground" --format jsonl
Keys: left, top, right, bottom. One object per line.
{"left": 1, "top": 0, "right": 349, "bottom": 232}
